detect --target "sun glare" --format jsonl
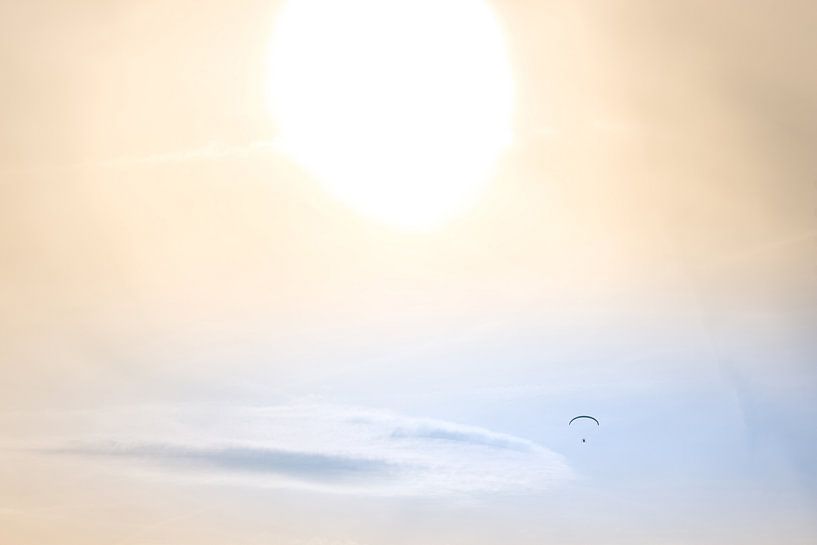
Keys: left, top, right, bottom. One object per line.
{"left": 266, "top": 0, "right": 514, "bottom": 230}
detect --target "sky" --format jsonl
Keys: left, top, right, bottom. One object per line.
{"left": 1, "top": 1, "right": 817, "bottom": 544}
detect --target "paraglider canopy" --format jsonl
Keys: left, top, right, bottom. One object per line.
{"left": 569, "top": 415, "right": 600, "bottom": 426}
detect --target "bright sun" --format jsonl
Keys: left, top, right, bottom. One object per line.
{"left": 266, "top": 0, "right": 514, "bottom": 230}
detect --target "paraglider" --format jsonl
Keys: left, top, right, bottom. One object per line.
{"left": 569, "top": 415, "right": 599, "bottom": 444}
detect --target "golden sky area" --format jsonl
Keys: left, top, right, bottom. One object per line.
{"left": 1, "top": 1, "right": 816, "bottom": 544}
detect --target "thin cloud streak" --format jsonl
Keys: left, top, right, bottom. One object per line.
{"left": 0, "top": 140, "right": 281, "bottom": 178}
{"left": 94, "top": 140, "right": 281, "bottom": 169}
{"left": 50, "top": 444, "right": 399, "bottom": 482}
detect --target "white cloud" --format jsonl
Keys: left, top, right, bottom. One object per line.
{"left": 35, "top": 404, "right": 572, "bottom": 497}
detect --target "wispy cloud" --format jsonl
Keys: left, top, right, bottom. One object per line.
{"left": 31, "top": 404, "right": 572, "bottom": 496}
{"left": 52, "top": 444, "right": 398, "bottom": 483}
{"left": 1, "top": 140, "right": 282, "bottom": 178}
{"left": 95, "top": 140, "right": 281, "bottom": 168}
{"left": 388, "top": 423, "right": 533, "bottom": 452}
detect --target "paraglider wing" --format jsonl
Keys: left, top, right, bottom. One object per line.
{"left": 569, "top": 415, "right": 600, "bottom": 426}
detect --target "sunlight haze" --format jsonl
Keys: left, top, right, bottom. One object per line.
{"left": 1, "top": 1, "right": 816, "bottom": 544}
{"left": 266, "top": 0, "right": 514, "bottom": 230}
